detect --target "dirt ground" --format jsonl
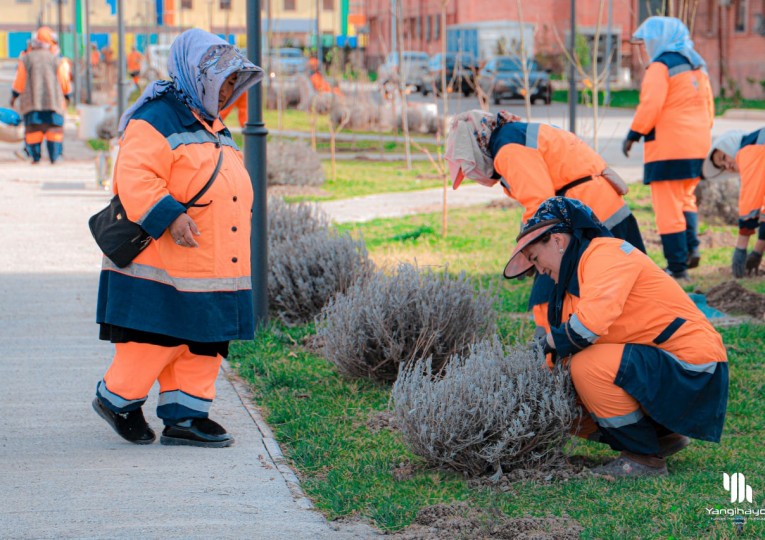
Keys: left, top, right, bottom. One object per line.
{"left": 706, "top": 280, "right": 765, "bottom": 319}
{"left": 388, "top": 502, "right": 583, "bottom": 540}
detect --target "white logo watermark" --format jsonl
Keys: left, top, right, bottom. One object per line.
{"left": 724, "top": 472, "right": 754, "bottom": 504}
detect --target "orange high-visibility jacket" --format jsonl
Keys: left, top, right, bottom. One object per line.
{"left": 551, "top": 237, "right": 727, "bottom": 365}
{"left": 489, "top": 122, "right": 629, "bottom": 227}
{"left": 12, "top": 49, "right": 71, "bottom": 115}
{"left": 127, "top": 50, "right": 143, "bottom": 73}
{"left": 96, "top": 92, "right": 255, "bottom": 342}
{"left": 628, "top": 52, "right": 714, "bottom": 184}
{"left": 220, "top": 92, "right": 247, "bottom": 128}
{"left": 735, "top": 128, "right": 765, "bottom": 235}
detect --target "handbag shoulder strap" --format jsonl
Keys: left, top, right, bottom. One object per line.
{"left": 184, "top": 150, "right": 224, "bottom": 208}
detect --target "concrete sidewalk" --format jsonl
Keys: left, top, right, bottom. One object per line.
{"left": 0, "top": 159, "right": 377, "bottom": 539}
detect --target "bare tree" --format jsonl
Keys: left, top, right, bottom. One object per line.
{"left": 440, "top": 0, "right": 449, "bottom": 237}
{"left": 395, "top": 0, "right": 412, "bottom": 170}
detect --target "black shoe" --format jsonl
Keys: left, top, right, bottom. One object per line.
{"left": 92, "top": 397, "right": 156, "bottom": 445}
{"left": 687, "top": 249, "right": 701, "bottom": 269}
{"left": 665, "top": 268, "right": 689, "bottom": 280}
{"left": 160, "top": 418, "right": 234, "bottom": 448}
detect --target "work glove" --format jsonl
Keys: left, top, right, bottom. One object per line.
{"left": 534, "top": 333, "right": 555, "bottom": 356}
{"left": 622, "top": 138, "right": 634, "bottom": 158}
{"left": 732, "top": 248, "right": 748, "bottom": 278}
{"left": 746, "top": 251, "right": 763, "bottom": 276}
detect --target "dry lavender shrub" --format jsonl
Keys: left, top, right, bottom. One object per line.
{"left": 267, "top": 197, "right": 329, "bottom": 244}
{"left": 392, "top": 338, "right": 577, "bottom": 476}
{"left": 267, "top": 198, "right": 373, "bottom": 325}
{"left": 267, "top": 139, "right": 324, "bottom": 187}
{"left": 695, "top": 176, "right": 740, "bottom": 225}
{"left": 317, "top": 264, "right": 495, "bottom": 382}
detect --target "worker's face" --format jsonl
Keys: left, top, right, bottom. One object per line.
{"left": 218, "top": 72, "right": 238, "bottom": 111}
{"left": 522, "top": 233, "right": 568, "bottom": 284}
{"left": 712, "top": 149, "right": 738, "bottom": 173}
{"left": 631, "top": 40, "right": 648, "bottom": 68}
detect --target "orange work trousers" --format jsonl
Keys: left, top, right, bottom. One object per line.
{"left": 97, "top": 342, "right": 222, "bottom": 425}
{"left": 650, "top": 179, "right": 699, "bottom": 235}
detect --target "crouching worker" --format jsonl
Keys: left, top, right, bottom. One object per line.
{"left": 504, "top": 197, "right": 728, "bottom": 477}
{"left": 92, "top": 29, "right": 264, "bottom": 447}
{"left": 445, "top": 110, "right": 645, "bottom": 335}
{"left": 701, "top": 127, "right": 765, "bottom": 277}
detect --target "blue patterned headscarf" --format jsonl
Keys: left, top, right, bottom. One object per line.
{"left": 119, "top": 29, "right": 263, "bottom": 133}
{"left": 633, "top": 16, "right": 706, "bottom": 71}
{"left": 520, "top": 198, "right": 611, "bottom": 328}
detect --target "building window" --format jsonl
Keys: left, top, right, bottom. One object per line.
{"left": 181, "top": 0, "right": 193, "bottom": 8}
{"left": 434, "top": 14, "right": 440, "bottom": 40}
{"left": 323, "top": 0, "right": 333, "bottom": 10}
{"left": 638, "top": 0, "right": 667, "bottom": 23}
{"left": 734, "top": 0, "right": 747, "bottom": 32}
{"left": 425, "top": 15, "right": 431, "bottom": 41}
{"left": 220, "top": 0, "right": 231, "bottom": 9}
{"left": 284, "top": 0, "right": 295, "bottom": 10}
{"left": 415, "top": 16, "right": 421, "bottom": 39}
{"left": 704, "top": 0, "right": 714, "bottom": 33}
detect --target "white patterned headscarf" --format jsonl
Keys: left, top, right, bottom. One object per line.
{"left": 119, "top": 29, "right": 263, "bottom": 133}
{"left": 445, "top": 110, "right": 521, "bottom": 189}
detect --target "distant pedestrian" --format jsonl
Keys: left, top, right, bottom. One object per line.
{"left": 10, "top": 26, "right": 71, "bottom": 164}
{"left": 622, "top": 16, "right": 715, "bottom": 280}
{"left": 92, "top": 29, "right": 264, "bottom": 447}
{"left": 702, "top": 127, "right": 765, "bottom": 277}
{"left": 127, "top": 46, "right": 144, "bottom": 89}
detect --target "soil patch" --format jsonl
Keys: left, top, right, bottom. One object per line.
{"left": 367, "top": 410, "right": 397, "bottom": 434}
{"left": 706, "top": 281, "right": 765, "bottom": 319}
{"left": 486, "top": 198, "right": 521, "bottom": 210}
{"left": 388, "top": 502, "right": 583, "bottom": 540}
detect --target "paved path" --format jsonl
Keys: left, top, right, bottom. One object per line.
{"left": 0, "top": 158, "right": 377, "bottom": 539}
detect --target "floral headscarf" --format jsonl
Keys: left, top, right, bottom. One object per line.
{"left": 445, "top": 110, "right": 521, "bottom": 189}
{"left": 118, "top": 29, "right": 263, "bottom": 133}
{"left": 633, "top": 16, "right": 706, "bottom": 71}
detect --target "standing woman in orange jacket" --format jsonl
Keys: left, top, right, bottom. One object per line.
{"left": 702, "top": 127, "right": 765, "bottom": 277}
{"left": 623, "top": 16, "right": 714, "bottom": 279}
{"left": 92, "top": 29, "right": 264, "bottom": 447}
{"left": 445, "top": 110, "right": 645, "bottom": 332}
{"left": 504, "top": 197, "right": 728, "bottom": 477}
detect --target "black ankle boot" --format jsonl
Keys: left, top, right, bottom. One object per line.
{"left": 92, "top": 397, "right": 155, "bottom": 445}
{"left": 160, "top": 418, "right": 234, "bottom": 448}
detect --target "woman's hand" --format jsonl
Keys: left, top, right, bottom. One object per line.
{"left": 169, "top": 213, "right": 200, "bottom": 248}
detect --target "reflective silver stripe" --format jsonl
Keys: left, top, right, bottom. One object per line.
{"left": 591, "top": 408, "right": 645, "bottom": 428}
{"left": 158, "top": 390, "right": 212, "bottom": 413}
{"left": 220, "top": 134, "right": 238, "bottom": 149}
{"left": 757, "top": 129, "right": 765, "bottom": 145}
{"left": 602, "top": 203, "right": 632, "bottom": 230}
{"left": 569, "top": 313, "right": 598, "bottom": 343}
{"left": 136, "top": 194, "right": 174, "bottom": 227}
{"left": 664, "top": 350, "right": 719, "bottom": 374}
{"left": 619, "top": 241, "right": 635, "bottom": 255}
{"left": 668, "top": 64, "right": 692, "bottom": 77}
{"left": 166, "top": 130, "right": 217, "bottom": 149}
{"left": 97, "top": 380, "right": 146, "bottom": 409}
{"left": 526, "top": 123, "right": 541, "bottom": 149}
{"left": 103, "top": 259, "right": 252, "bottom": 292}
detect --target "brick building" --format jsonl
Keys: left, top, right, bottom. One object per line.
{"left": 364, "top": 0, "right": 765, "bottom": 98}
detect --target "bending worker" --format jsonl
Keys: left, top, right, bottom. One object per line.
{"left": 702, "top": 127, "right": 765, "bottom": 277}
{"left": 504, "top": 197, "right": 728, "bottom": 477}
{"left": 445, "top": 109, "right": 645, "bottom": 331}
{"left": 623, "top": 16, "right": 714, "bottom": 279}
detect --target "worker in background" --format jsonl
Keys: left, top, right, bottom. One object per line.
{"left": 308, "top": 57, "right": 343, "bottom": 97}
{"left": 623, "top": 16, "right": 714, "bottom": 280}
{"left": 702, "top": 127, "right": 765, "bottom": 277}
{"left": 505, "top": 197, "right": 728, "bottom": 477}
{"left": 10, "top": 26, "right": 71, "bottom": 164}
{"left": 445, "top": 109, "right": 646, "bottom": 334}
{"left": 127, "top": 46, "right": 144, "bottom": 90}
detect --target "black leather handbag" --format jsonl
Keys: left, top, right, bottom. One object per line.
{"left": 89, "top": 151, "right": 223, "bottom": 268}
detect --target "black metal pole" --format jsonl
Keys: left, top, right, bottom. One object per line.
{"left": 568, "top": 0, "right": 576, "bottom": 134}
{"left": 117, "top": 0, "right": 126, "bottom": 119}
{"left": 245, "top": 0, "right": 269, "bottom": 331}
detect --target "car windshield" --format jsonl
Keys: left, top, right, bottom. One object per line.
{"left": 496, "top": 58, "right": 538, "bottom": 71}
{"left": 402, "top": 52, "right": 428, "bottom": 62}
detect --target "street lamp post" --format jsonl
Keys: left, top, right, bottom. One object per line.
{"left": 568, "top": 0, "right": 576, "bottom": 134}
{"left": 245, "top": 0, "right": 269, "bottom": 330}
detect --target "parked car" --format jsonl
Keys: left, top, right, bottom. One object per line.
{"left": 377, "top": 51, "right": 430, "bottom": 93}
{"left": 269, "top": 47, "right": 308, "bottom": 77}
{"left": 476, "top": 56, "right": 552, "bottom": 105}
{"left": 421, "top": 52, "right": 477, "bottom": 97}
